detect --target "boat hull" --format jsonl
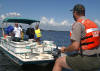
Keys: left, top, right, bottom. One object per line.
{"left": 0, "top": 46, "right": 54, "bottom": 66}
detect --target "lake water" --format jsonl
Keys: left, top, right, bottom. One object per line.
{"left": 0, "top": 30, "right": 100, "bottom": 71}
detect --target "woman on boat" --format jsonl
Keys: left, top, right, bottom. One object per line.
{"left": 35, "top": 24, "right": 42, "bottom": 45}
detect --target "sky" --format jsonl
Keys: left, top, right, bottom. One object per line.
{"left": 0, "top": 0, "right": 100, "bottom": 31}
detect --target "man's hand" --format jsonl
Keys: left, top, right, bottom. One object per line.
{"left": 60, "top": 46, "right": 66, "bottom": 53}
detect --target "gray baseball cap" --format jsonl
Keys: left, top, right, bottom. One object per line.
{"left": 70, "top": 4, "right": 85, "bottom": 12}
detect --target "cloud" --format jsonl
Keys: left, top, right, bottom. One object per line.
{"left": 40, "top": 16, "right": 48, "bottom": 24}
{"left": 40, "top": 16, "right": 58, "bottom": 26}
{"left": 0, "top": 12, "right": 21, "bottom": 20}
{"left": 40, "top": 16, "right": 72, "bottom": 31}
{"left": 61, "top": 20, "right": 71, "bottom": 26}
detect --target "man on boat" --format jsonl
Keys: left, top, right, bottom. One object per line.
{"left": 52, "top": 4, "right": 100, "bottom": 71}
{"left": 13, "top": 23, "right": 22, "bottom": 42}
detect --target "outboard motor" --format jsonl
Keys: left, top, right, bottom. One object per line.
{"left": 52, "top": 47, "right": 61, "bottom": 60}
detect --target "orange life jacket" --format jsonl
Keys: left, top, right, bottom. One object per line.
{"left": 70, "top": 19, "right": 100, "bottom": 50}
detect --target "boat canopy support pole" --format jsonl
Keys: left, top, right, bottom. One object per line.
{"left": 2, "top": 22, "right": 5, "bottom": 37}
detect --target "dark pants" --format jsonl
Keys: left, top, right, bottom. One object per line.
{"left": 36, "top": 37, "right": 40, "bottom": 42}
{"left": 13, "top": 37, "right": 21, "bottom": 42}
{"left": 66, "top": 54, "right": 100, "bottom": 71}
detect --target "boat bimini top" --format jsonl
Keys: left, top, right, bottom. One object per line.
{"left": 3, "top": 17, "right": 40, "bottom": 25}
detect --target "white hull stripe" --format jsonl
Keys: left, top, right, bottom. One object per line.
{"left": 86, "top": 28, "right": 99, "bottom": 33}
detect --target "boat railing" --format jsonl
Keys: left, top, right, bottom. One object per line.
{"left": 0, "top": 36, "right": 56, "bottom": 59}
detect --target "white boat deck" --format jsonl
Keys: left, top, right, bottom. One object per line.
{"left": 0, "top": 36, "right": 56, "bottom": 65}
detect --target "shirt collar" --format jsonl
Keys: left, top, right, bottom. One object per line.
{"left": 78, "top": 16, "right": 86, "bottom": 20}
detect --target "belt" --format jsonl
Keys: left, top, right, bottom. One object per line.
{"left": 83, "top": 54, "right": 100, "bottom": 57}
{"left": 69, "top": 53, "right": 100, "bottom": 57}
{"left": 82, "top": 46, "right": 100, "bottom": 56}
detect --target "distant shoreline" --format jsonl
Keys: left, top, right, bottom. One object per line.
{"left": 0, "top": 28, "right": 69, "bottom": 32}
{"left": 41, "top": 29, "right": 69, "bottom": 32}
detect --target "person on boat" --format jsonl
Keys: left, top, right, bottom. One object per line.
{"left": 52, "top": 4, "right": 100, "bottom": 71}
{"left": 26, "top": 27, "right": 35, "bottom": 39}
{"left": 20, "top": 25, "right": 24, "bottom": 40}
{"left": 35, "top": 24, "right": 42, "bottom": 45}
{"left": 13, "top": 23, "right": 22, "bottom": 42}
{"left": 4, "top": 25, "right": 14, "bottom": 38}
